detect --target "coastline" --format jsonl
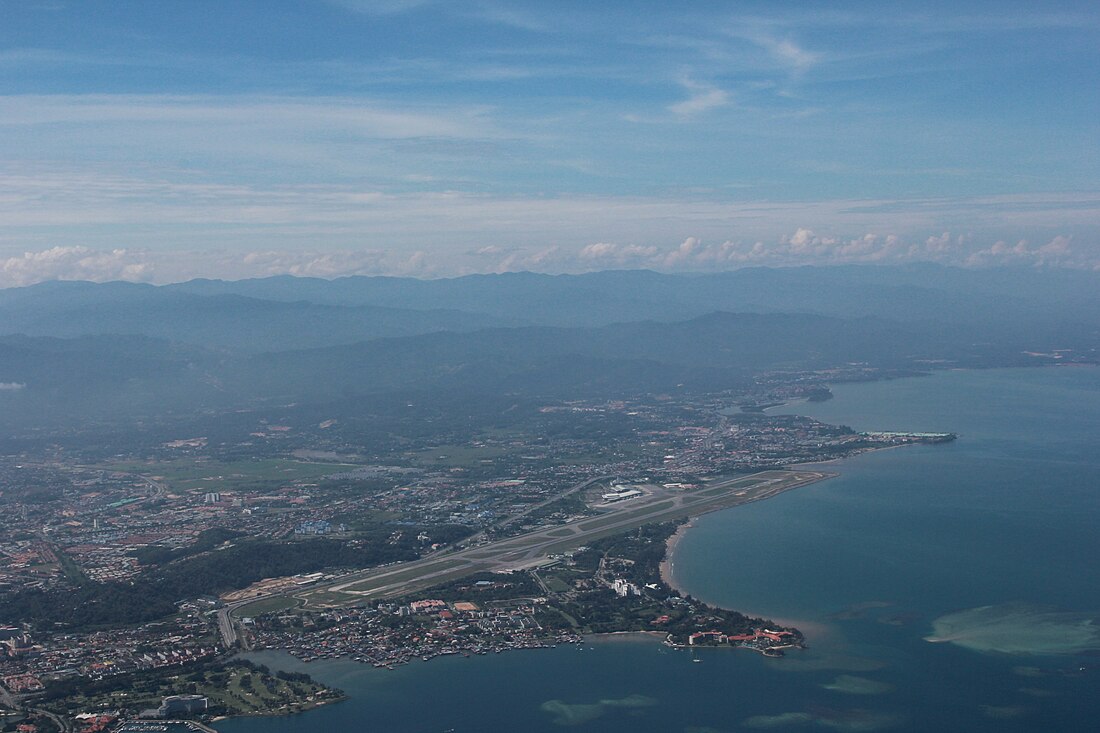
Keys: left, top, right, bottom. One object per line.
{"left": 586, "top": 630, "right": 665, "bottom": 643}
{"left": 658, "top": 465, "right": 845, "bottom": 594}
{"left": 658, "top": 520, "right": 693, "bottom": 593}
{"left": 209, "top": 697, "right": 344, "bottom": 725}
{"left": 211, "top": 366, "right": 1100, "bottom": 732}
{"left": 660, "top": 515, "right": 808, "bottom": 630}
{"left": 653, "top": 469, "right": 849, "bottom": 651}
{"left": 657, "top": 444, "right": 937, "bottom": 637}
{"left": 783, "top": 441, "right": 912, "bottom": 468}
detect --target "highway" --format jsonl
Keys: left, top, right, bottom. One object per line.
{"left": 216, "top": 606, "right": 238, "bottom": 648}
{"left": 0, "top": 682, "right": 16, "bottom": 710}
{"left": 452, "top": 475, "right": 612, "bottom": 548}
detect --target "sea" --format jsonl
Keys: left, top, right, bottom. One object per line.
{"left": 216, "top": 366, "right": 1100, "bottom": 733}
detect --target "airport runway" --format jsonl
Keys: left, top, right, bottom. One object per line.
{"left": 296, "top": 469, "right": 833, "bottom": 608}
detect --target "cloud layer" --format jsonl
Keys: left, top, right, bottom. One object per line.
{"left": 2, "top": 5, "right": 1097, "bottom": 285}
{"left": 1, "top": 227, "right": 1093, "bottom": 288}
{"left": 1, "top": 163, "right": 1097, "bottom": 282}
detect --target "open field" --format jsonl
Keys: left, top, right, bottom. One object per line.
{"left": 233, "top": 595, "right": 302, "bottom": 618}
{"left": 404, "top": 444, "right": 511, "bottom": 468}
{"left": 293, "top": 469, "right": 832, "bottom": 609}
{"left": 99, "top": 458, "right": 357, "bottom": 493}
{"left": 46, "top": 661, "right": 334, "bottom": 719}
{"left": 401, "top": 442, "right": 622, "bottom": 470}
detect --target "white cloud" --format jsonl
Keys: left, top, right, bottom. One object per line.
{"left": 0, "top": 228, "right": 1094, "bottom": 289}
{"left": 0, "top": 382, "right": 26, "bottom": 391}
{"left": 724, "top": 24, "right": 822, "bottom": 74}
{"left": 467, "top": 3, "right": 549, "bottom": 32}
{"left": 0, "top": 247, "right": 153, "bottom": 287}
{"left": 965, "top": 235, "right": 1076, "bottom": 267}
{"left": 0, "top": 164, "right": 1097, "bottom": 282}
{"left": 0, "top": 94, "right": 494, "bottom": 141}
{"left": 472, "top": 245, "right": 508, "bottom": 256}
{"left": 1038, "top": 235, "right": 1072, "bottom": 258}
{"left": 0, "top": 246, "right": 447, "bottom": 288}
{"left": 487, "top": 229, "right": 1095, "bottom": 275}
{"left": 327, "top": 0, "right": 436, "bottom": 16}
{"left": 668, "top": 80, "right": 730, "bottom": 117}
{"left": 578, "top": 242, "right": 659, "bottom": 264}
{"left": 769, "top": 38, "right": 820, "bottom": 71}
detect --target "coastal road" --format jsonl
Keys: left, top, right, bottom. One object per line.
{"left": 297, "top": 469, "right": 832, "bottom": 607}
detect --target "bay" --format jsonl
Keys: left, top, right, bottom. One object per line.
{"left": 217, "top": 366, "right": 1100, "bottom": 733}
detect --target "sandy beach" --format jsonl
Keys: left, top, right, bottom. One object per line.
{"left": 658, "top": 520, "right": 693, "bottom": 591}
{"left": 656, "top": 482, "right": 839, "bottom": 642}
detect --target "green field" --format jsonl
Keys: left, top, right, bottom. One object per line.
{"left": 233, "top": 595, "right": 302, "bottom": 618}
{"left": 400, "top": 438, "right": 623, "bottom": 470}
{"left": 541, "top": 575, "right": 572, "bottom": 593}
{"left": 101, "top": 458, "right": 358, "bottom": 493}
{"left": 43, "top": 662, "right": 338, "bottom": 719}
{"left": 406, "top": 444, "right": 510, "bottom": 468}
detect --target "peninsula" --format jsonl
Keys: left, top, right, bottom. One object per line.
{"left": 0, "top": 368, "right": 957, "bottom": 731}
{"left": 246, "top": 521, "right": 806, "bottom": 669}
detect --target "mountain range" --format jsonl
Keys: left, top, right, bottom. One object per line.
{"left": 0, "top": 265, "right": 1096, "bottom": 435}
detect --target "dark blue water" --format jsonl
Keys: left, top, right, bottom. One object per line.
{"left": 217, "top": 367, "right": 1100, "bottom": 733}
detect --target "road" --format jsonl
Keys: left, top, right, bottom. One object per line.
{"left": 30, "top": 707, "right": 72, "bottom": 733}
{"left": 0, "top": 683, "right": 71, "bottom": 733}
{"left": 216, "top": 606, "right": 238, "bottom": 648}
{"left": 460, "top": 475, "right": 612, "bottom": 546}
{"left": 0, "top": 682, "right": 16, "bottom": 709}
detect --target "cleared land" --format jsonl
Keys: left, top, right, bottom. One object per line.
{"left": 232, "top": 595, "right": 302, "bottom": 619}
{"left": 295, "top": 469, "right": 832, "bottom": 608}
{"left": 101, "top": 458, "right": 356, "bottom": 493}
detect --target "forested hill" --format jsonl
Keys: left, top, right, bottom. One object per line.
{"left": 0, "top": 265, "right": 1097, "bottom": 436}
{"left": 3, "top": 265, "right": 1098, "bottom": 353}
{"left": 162, "top": 265, "right": 1100, "bottom": 331}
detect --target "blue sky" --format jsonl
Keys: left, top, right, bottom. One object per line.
{"left": 0, "top": 0, "right": 1098, "bottom": 283}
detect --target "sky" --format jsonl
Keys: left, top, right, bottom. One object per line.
{"left": 0, "top": 0, "right": 1098, "bottom": 284}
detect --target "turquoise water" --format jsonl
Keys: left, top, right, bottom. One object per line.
{"left": 217, "top": 367, "right": 1100, "bottom": 733}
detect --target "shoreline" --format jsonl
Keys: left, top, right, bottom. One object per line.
{"left": 586, "top": 630, "right": 665, "bottom": 643}
{"left": 783, "top": 441, "right": 913, "bottom": 468}
{"left": 658, "top": 520, "right": 694, "bottom": 593}
{"left": 657, "top": 440, "right": 943, "bottom": 634}
{"left": 658, "top": 465, "right": 843, "bottom": 595}
{"left": 209, "top": 697, "right": 344, "bottom": 725}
